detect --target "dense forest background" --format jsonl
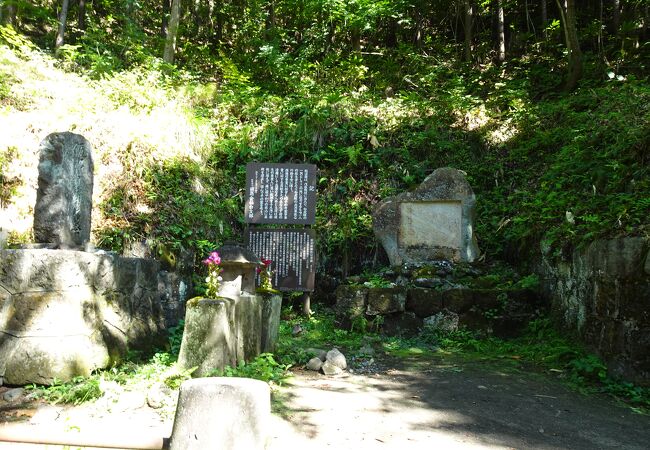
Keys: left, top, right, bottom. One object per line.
{"left": 0, "top": 0, "right": 648, "bottom": 279}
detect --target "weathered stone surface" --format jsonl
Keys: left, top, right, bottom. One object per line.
{"left": 326, "top": 348, "right": 347, "bottom": 370}
{"left": 1, "top": 333, "right": 110, "bottom": 385}
{"left": 373, "top": 167, "right": 479, "bottom": 265}
{"left": 177, "top": 298, "right": 237, "bottom": 376}
{"left": 306, "top": 357, "right": 323, "bottom": 371}
{"left": 33, "top": 132, "right": 94, "bottom": 248}
{"left": 169, "top": 377, "right": 270, "bottom": 450}
{"left": 538, "top": 236, "right": 650, "bottom": 385}
{"left": 260, "top": 293, "right": 282, "bottom": 353}
{"left": 442, "top": 288, "right": 476, "bottom": 313}
{"left": 0, "top": 249, "right": 166, "bottom": 385}
{"left": 217, "top": 243, "right": 261, "bottom": 299}
{"left": 0, "top": 228, "right": 7, "bottom": 249}
{"left": 366, "top": 287, "right": 406, "bottom": 315}
{"left": 321, "top": 360, "right": 343, "bottom": 376}
{"left": 334, "top": 285, "right": 368, "bottom": 328}
{"left": 413, "top": 277, "right": 445, "bottom": 288}
{"left": 178, "top": 294, "right": 265, "bottom": 376}
{"left": 584, "top": 237, "right": 647, "bottom": 279}
{"left": 235, "top": 293, "right": 262, "bottom": 362}
{"left": 158, "top": 270, "right": 191, "bottom": 328}
{"left": 406, "top": 288, "right": 444, "bottom": 318}
{"left": 424, "top": 310, "right": 459, "bottom": 333}
{"left": 147, "top": 382, "right": 173, "bottom": 409}
{"left": 3, "top": 388, "right": 25, "bottom": 402}
{"left": 381, "top": 312, "right": 423, "bottom": 337}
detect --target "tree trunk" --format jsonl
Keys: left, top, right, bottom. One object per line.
{"left": 641, "top": 2, "right": 650, "bottom": 41}
{"left": 556, "top": 0, "right": 583, "bottom": 90}
{"left": 78, "top": 0, "right": 86, "bottom": 31}
{"left": 55, "top": 0, "right": 71, "bottom": 51}
{"left": 496, "top": 0, "right": 506, "bottom": 63}
{"left": 163, "top": 0, "right": 181, "bottom": 63}
{"left": 525, "top": 0, "right": 534, "bottom": 35}
{"left": 386, "top": 17, "right": 397, "bottom": 48}
{"left": 611, "top": 0, "right": 620, "bottom": 36}
{"left": 541, "top": 0, "right": 548, "bottom": 37}
{"left": 413, "top": 11, "right": 422, "bottom": 47}
{"left": 213, "top": 2, "right": 223, "bottom": 45}
{"left": 161, "top": 0, "right": 170, "bottom": 38}
{"left": 264, "top": 1, "right": 275, "bottom": 41}
{"left": 3, "top": 2, "right": 17, "bottom": 26}
{"left": 464, "top": 0, "right": 473, "bottom": 62}
{"left": 351, "top": 27, "right": 361, "bottom": 52}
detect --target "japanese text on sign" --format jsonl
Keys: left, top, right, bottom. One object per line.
{"left": 244, "top": 163, "right": 317, "bottom": 225}
{"left": 246, "top": 228, "right": 316, "bottom": 291}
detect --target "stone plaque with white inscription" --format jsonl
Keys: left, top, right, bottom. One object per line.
{"left": 245, "top": 163, "right": 317, "bottom": 225}
{"left": 399, "top": 201, "right": 462, "bottom": 249}
{"left": 246, "top": 228, "right": 316, "bottom": 291}
{"left": 373, "top": 167, "right": 479, "bottom": 265}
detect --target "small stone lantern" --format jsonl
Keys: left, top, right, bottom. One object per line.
{"left": 215, "top": 243, "right": 261, "bottom": 300}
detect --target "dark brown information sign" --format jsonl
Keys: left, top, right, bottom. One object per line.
{"left": 244, "top": 163, "right": 317, "bottom": 225}
{"left": 246, "top": 228, "right": 316, "bottom": 292}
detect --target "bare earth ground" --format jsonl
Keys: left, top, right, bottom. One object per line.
{"left": 1, "top": 356, "right": 649, "bottom": 449}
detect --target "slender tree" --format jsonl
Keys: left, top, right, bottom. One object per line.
{"left": 78, "top": 0, "right": 86, "bottom": 31}
{"left": 55, "top": 0, "right": 71, "bottom": 51}
{"left": 163, "top": 0, "right": 181, "bottom": 63}
{"left": 611, "top": 0, "right": 621, "bottom": 35}
{"left": 161, "top": 0, "right": 170, "bottom": 38}
{"left": 496, "top": 0, "right": 506, "bottom": 63}
{"left": 556, "top": 0, "right": 583, "bottom": 90}
{"left": 464, "top": 0, "right": 474, "bottom": 62}
{"left": 541, "top": 0, "right": 548, "bottom": 37}
{"left": 2, "top": 0, "right": 18, "bottom": 26}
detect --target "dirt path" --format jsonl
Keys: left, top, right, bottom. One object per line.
{"left": 268, "top": 358, "right": 650, "bottom": 450}
{"left": 1, "top": 357, "right": 649, "bottom": 449}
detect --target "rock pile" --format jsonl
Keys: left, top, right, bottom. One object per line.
{"left": 306, "top": 348, "right": 347, "bottom": 375}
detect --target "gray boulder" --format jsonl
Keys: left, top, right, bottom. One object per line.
{"left": 321, "top": 360, "right": 343, "bottom": 376}
{"left": 326, "top": 348, "right": 347, "bottom": 370}
{"left": 306, "top": 357, "right": 324, "bottom": 372}
{"left": 3, "top": 388, "right": 25, "bottom": 402}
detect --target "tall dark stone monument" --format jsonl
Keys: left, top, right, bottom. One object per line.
{"left": 33, "top": 132, "right": 94, "bottom": 248}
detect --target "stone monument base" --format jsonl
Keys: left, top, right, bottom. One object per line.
{"left": 178, "top": 293, "right": 282, "bottom": 376}
{"left": 0, "top": 249, "right": 166, "bottom": 385}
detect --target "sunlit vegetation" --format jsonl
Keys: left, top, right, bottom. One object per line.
{"left": 0, "top": 1, "right": 647, "bottom": 271}
{"left": 2, "top": 0, "right": 648, "bottom": 421}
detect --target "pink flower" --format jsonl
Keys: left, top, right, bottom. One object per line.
{"left": 261, "top": 258, "right": 272, "bottom": 267}
{"left": 203, "top": 251, "right": 221, "bottom": 266}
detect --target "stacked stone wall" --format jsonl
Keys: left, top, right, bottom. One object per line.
{"left": 538, "top": 237, "right": 650, "bottom": 385}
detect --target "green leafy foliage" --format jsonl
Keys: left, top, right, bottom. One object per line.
{"left": 27, "top": 376, "right": 103, "bottom": 405}
{"left": 210, "top": 353, "right": 291, "bottom": 385}
{"left": 276, "top": 307, "right": 373, "bottom": 366}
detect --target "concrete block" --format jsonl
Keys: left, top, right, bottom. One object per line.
{"left": 169, "top": 377, "right": 270, "bottom": 450}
